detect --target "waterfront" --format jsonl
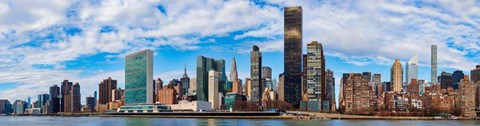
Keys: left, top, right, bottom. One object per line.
{"left": 1, "top": 116, "right": 480, "bottom": 126}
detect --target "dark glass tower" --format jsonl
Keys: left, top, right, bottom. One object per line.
{"left": 99, "top": 77, "right": 117, "bottom": 104}
{"left": 196, "top": 56, "right": 226, "bottom": 101}
{"left": 49, "top": 85, "right": 60, "bottom": 113}
{"left": 60, "top": 80, "right": 73, "bottom": 112}
{"left": 250, "top": 45, "right": 262, "bottom": 102}
{"left": 284, "top": 6, "right": 302, "bottom": 107}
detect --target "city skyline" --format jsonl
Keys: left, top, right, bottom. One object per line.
{"left": 0, "top": 0, "right": 479, "bottom": 105}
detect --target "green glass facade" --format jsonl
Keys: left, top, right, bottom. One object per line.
{"left": 125, "top": 50, "right": 153, "bottom": 105}
{"left": 196, "top": 56, "right": 226, "bottom": 101}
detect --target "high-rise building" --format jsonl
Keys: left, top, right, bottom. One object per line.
{"left": 325, "top": 69, "right": 335, "bottom": 112}
{"left": 208, "top": 70, "right": 220, "bottom": 110}
{"left": 284, "top": 6, "right": 303, "bottom": 107}
{"left": 72, "top": 83, "right": 81, "bottom": 113}
{"left": 189, "top": 78, "right": 196, "bottom": 96}
{"left": 339, "top": 73, "right": 371, "bottom": 114}
{"left": 391, "top": 59, "right": 403, "bottom": 92}
{"left": 93, "top": 91, "right": 97, "bottom": 112}
{"left": 305, "top": 41, "right": 326, "bottom": 107}
{"left": 471, "top": 65, "right": 480, "bottom": 83}
{"left": 263, "top": 66, "right": 272, "bottom": 79}
{"left": 156, "top": 78, "right": 164, "bottom": 102}
{"left": 37, "top": 94, "right": 49, "bottom": 109}
{"left": 362, "top": 72, "right": 372, "bottom": 82}
{"left": 99, "top": 77, "right": 117, "bottom": 105}
{"left": 14, "top": 100, "right": 27, "bottom": 115}
{"left": 460, "top": 77, "right": 477, "bottom": 117}
{"left": 196, "top": 56, "right": 226, "bottom": 101}
{"left": 452, "top": 70, "right": 464, "bottom": 89}
{"left": 157, "top": 83, "right": 178, "bottom": 105}
{"left": 49, "top": 85, "right": 60, "bottom": 114}
{"left": 61, "top": 80, "right": 73, "bottom": 112}
{"left": 0, "top": 100, "right": 12, "bottom": 115}
{"left": 278, "top": 73, "right": 285, "bottom": 101}
{"left": 431, "top": 45, "right": 437, "bottom": 84}
{"left": 125, "top": 49, "right": 154, "bottom": 105}
{"left": 230, "top": 57, "right": 238, "bottom": 81}
{"left": 181, "top": 66, "right": 190, "bottom": 96}
{"left": 439, "top": 72, "right": 453, "bottom": 89}
{"left": 250, "top": 45, "right": 262, "bottom": 102}
{"left": 85, "top": 96, "right": 95, "bottom": 112}
{"left": 406, "top": 55, "right": 418, "bottom": 84}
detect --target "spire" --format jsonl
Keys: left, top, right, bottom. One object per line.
{"left": 230, "top": 56, "right": 238, "bottom": 81}
{"left": 182, "top": 64, "right": 188, "bottom": 78}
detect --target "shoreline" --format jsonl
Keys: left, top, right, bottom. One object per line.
{"left": 6, "top": 113, "right": 478, "bottom": 120}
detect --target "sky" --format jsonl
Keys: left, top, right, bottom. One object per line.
{"left": 0, "top": 0, "right": 479, "bottom": 105}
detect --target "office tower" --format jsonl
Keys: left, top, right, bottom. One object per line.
{"left": 71, "top": 83, "right": 81, "bottom": 113}
{"left": 471, "top": 65, "right": 480, "bottom": 83}
{"left": 61, "top": 80, "right": 73, "bottom": 112}
{"left": 362, "top": 72, "right": 372, "bottom": 82}
{"left": 373, "top": 74, "right": 381, "bottom": 84}
{"left": 230, "top": 57, "right": 238, "bottom": 81}
{"left": 196, "top": 56, "right": 226, "bottom": 101}
{"left": 302, "top": 54, "right": 308, "bottom": 100}
{"left": 112, "top": 88, "right": 125, "bottom": 101}
{"left": 27, "top": 97, "right": 31, "bottom": 109}
{"left": 0, "top": 100, "right": 12, "bottom": 115}
{"left": 125, "top": 49, "right": 154, "bottom": 105}
{"left": 188, "top": 78, "right": 196, "bottom": 96}
{"left": 208, "top": 70, "right": 220, "bottom": 110}
{"left": 306, "top": 41, "right": 326, "bottom": 108}
{"left": 391, "top": 59, "right": 403, "bottom": 92}
{"left": 98, "top": 77, "right": 117, "bottom": 105}
{"left": 181, "top": 66, "right": 190, "bottom": 96}
{"left": 263, "top": 66, "right": 273, "bottom": 91}
{"left": 37, "top": 94, "right": 49, "bottom": 109}
{"left": 339, "top": 73, "right": 371, "bottom": 114}
{"left": 156, "top": 78, "right": 164, "bottom": 100}
{"left": 431, "top": 45, "right": 437, "bottom": 84}
{"left": 406, "top": 55, "right": 418, "bottom": 84}
{"left": 372, "top": 74, "right": 382, "bottom": 97}
{"left": 49, "top": 85, "right": 60, "bottom": 113}
{"left": 439, "top": 72, "right": 453, "bottom": 89}
{"left": 325, "top": 69, "right": 335, "bottom": 112}
{"left": 232, "top": 79, "right": 243, "bottom": 95}
{"left": 278, "top": 73, "right": 285, "bottom": 101}
{"left": 14, "top": 100, "right": 27, "bottom": 115}
{"left": 245, "top": 78, "right": 251, "bottom": 98}
{"left": 250, "top": 45, "right": 263, "bottom": 102}
{"left": 407, "top": 79, "right": 420, "bottom": 98}
{"left": 85, "top": 96, "right": 95, "bottom": 112}
{"left": 284, "top": 6, "right": 303, "bottom": 107}
{"left": 452, "top": 70, "right": 464, "bottom": 89}
{"left": 93, "top": 91, "right": 97, "bottom": 112}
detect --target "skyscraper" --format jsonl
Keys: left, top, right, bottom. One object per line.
{"left": 306, "top": 41, "right": 325, "bottom": 105}
{"left": 61, "top": 80, "right": 73, "bottom": 112}
{"left": 391, "top": 59, "right": 403, "bottom": 92}
{"left": 431, "top": 45, "right": 437, "bottom": 84}
{"left": 452, "top": 70, "right": 464, "bottom": 89}
{"left": 72, "top": 83, "right": 81, "bottom": 113}
{"left": 196, "top": 56, "right": 226, "bottom": 101}
{"left": 86, "top": 96, "right": 95, "bottom": 112}
{"left": 208, "top": 70, "right": 220, "bottom": 110}
{"left": 325, "top": 69, "right": 335, "bottom": 112}
{"left": 37, "top": 94, "right": 49, "bottom": 109}
{"left": 471, "top": 65, "right": 480, "bottom": 83}
{"left": 180, "top": 65, "right": 190, "bottom": 96}
{"left": 49, "top": 85, "right": 60, "bottom": 113}
{"left": 99, "top": 77, "right": 117, "bottom": 105}
{"left": 406, "top": 55, "right": 418, "bottom": 84}
{"left": 278, "top": 73, "right": 285, "bottom": 102}
{"left": 439, "top": 71, "right": 453, "bottom": 89}
{"left": 284, "top": 6, "right": 302, "bottom": 107}
{"left": 230, "top": 57, "right": 238, "bottom": 81}
{"left": 125, "top": 49, "right": 154, "bottom": 105}
{"left": 263, "top": 66, "right": 273, "bottom": 91}
{"left": 250, "top": 45, "right": 262, "bottom": 102}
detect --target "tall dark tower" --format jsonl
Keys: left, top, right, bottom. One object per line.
{"left": 49, "top": 85, "right": 60, "bottom": 113}
{"left": 72, "top": 83, "right": 81, "bottom": 113}
{"left": 60, "top": 80, "right": 73, "bottom": 112}
{"left": 98, "top": 77, "right": 117, "bottom": 105}
{"left": 250, "top": 45, "right": 262, "bottom": 102}
{"left": 284, "top": 6, "right": 302, "bottom": 107}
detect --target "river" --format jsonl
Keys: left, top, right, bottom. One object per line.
{"left": 0, "top": 116, "right": 479, "bottom": 126}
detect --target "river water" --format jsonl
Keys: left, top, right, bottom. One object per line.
{"left": 0, "top": 116, "right": 479, "bottom": 126}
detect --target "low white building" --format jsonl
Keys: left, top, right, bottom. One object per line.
{"left": 170, "top": 100, "right": 212, "bottom": 111}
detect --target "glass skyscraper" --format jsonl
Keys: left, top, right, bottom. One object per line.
{"left": 125, "top": 49, "right": 153, "bottom": 105}
{"left": 406, "top": 55, "right": 418, "bottom": 84}
{"left": 196, "top": 56, "right": 226, "bottom": 101}
{"left": 284, "top": 6, "right": 302, "bottom": 107}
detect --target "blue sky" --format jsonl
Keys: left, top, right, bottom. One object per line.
{"left": 0, "top": 0, "right": 479, "bottom": 104}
